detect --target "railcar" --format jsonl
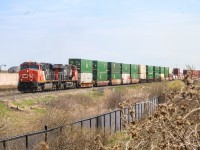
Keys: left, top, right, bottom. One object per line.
{"left": 17, "top": 59, "right": 178, "bottom": 92}
{"left": 18, "top": 62, "right": 78, "bottom": 92}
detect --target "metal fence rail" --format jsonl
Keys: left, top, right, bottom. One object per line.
{"left": 0, "top": 97, "right": 159, "bottom": 150}
{"left": 0, "top": 125, "right": 62, "bottom": 150}
{"left": 71, "top": 97, "right": 158, "bottom": 133}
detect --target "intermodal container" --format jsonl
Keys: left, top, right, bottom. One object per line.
{"left": 154, "top": 73, "right": 160, "bottom": 79}
{"left": 173, "top": 68, "right": 180, "bottom": 76}
{"left": 121, "top": 63, "right": 131, "bottom": 84}
{"left": 108, "top": 62, "right": 121, "bottom": 73}
{"left": 183, "top": 70, "right": 187, "bottom": 75}
{"left": 160, "top": 74, "right": 165, "bottom": 80}
{"left": 198, "top": 70, "right": 200, "bottom": 78}
{"left": 164, "top": 67, "right": 169, "bottom": 78}
{"left": 139, "top": 65, "right": 146, "bottom": 74}
{"left": 153, "top": 66, "right": 160, "bottom": 73}
{"left": 160, "top": 67, "right": 165, "bottom": 74}
{"left": 146, "top": 65, "right": 153, "bottom": 73}
{"left": 139, "top": 73, "right": 146, "bottom": 79}
{"left": 78, "top": 73, "right": 93, "bottom": 82}
{"left": 131, "top": 64, "right": 139, "bottom": 74}
{"left": 153, "top": 66, "right": 160, "bottom": 80}
{"left": 121, "top": 64, "right": 130, "bottom": 74}
{"left": 173, "top": 68, "right": 180, "bottom": 79}
{"left": 108, "top": 73, "right": 122, "bottom": 85}
{"left": 93, "top": 61, "right": 107, "bottom": 73}
{"left": 131, "top": 74, "right": 139, "bottom": 79}
{"left": 93, "top": 72, "right": 107, "bottom": 81}
{"left": 108, "top": 73, "right": 121, "bottom": 79}
{"left": 147, "top": 74, "right": 154, "bottom": 79}
{"left": 69, "top": 59, "right": 92, "bottom": 73}
{"left": 93, "top": 61, "right": 108, "bottom": 86}
{"left": 131, "top": 73, "right": 139, "bottom": 83}
{"left": 169, "top": 67, "right": 173, "bottom": 75}
{"left": 183, "top": 70, "right": 198, "bottom": 79}
{"left": 146, "top": 65, "right": 153, "bottom": 80}
{"left": 122, "top": 74, "right": 131, "bottom": 84}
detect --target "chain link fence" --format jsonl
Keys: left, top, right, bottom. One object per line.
{"left": 0, "top": 97, "right": 159, "bottom": 149}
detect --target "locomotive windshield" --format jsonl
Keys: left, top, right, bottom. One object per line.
{"left": 20, "top": 65, "right": 29, "bottom": 70}
{"left": 30, "top": 65, "right": 39, "bottom": 70}
{"left": 20, "top": 64, "right": 39, "bottom": 70}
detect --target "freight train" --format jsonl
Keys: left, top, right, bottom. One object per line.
{"left": 18, "top": 59, "right": 181, "bottom": 92}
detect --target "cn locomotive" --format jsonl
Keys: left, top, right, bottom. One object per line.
{"left": 17, "top": 58, "right": 181, "bottom": 92}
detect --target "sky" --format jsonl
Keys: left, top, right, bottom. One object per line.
{"left": 0, "top": 0, "right": 200, "bottom": 70}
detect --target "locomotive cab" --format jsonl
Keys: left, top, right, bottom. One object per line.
{"left": 18, "top": 62, "right": 45, "bottom": 92}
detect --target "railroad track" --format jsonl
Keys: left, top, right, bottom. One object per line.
{"left": 0, "top": 81, "right": 168, "bottom": 102}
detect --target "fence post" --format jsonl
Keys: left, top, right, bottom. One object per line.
{"left": 90, "top": 119, "right": 92, "bottom": 128}
{"left": 140, "top": 103, "right": 142, "bottom": 119}
{"left": 81, "top": 121, "right": 83, "bottom": 130}
{"left": 135, "top": 104, "right": 137, "bottom": 120}
{"left": 115, "top": 111, "right": 117, "bottom": 132}
{"left": 25, "top": 135, "right": 28, "bottom": 149}
{"left": 96, "top": 117, "right": 98, "bottom": 129}
{"left": 110, "top": 113, "right": 112, "bottom": 134}
{"left": 127, "top": 108, "right": 130, "bottom": 124}
{"left": 45, "top": 125, "right": 48, "bottom": 142}
{"left": 104, "top": 114, "right": 106, "bottom": 135}
{"left": 3, "top": 141, "right": 6, "bottom": 150}
{"left": 120, "top": 110, "right": 122, "bottom": 131}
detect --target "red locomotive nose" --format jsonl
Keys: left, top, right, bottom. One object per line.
{"left": 19, "top": 69, "right": 38, "bottom": 82}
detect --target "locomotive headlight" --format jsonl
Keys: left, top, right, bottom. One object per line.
{"left": 27, "top": 70, "right": 29, "bottom": 73}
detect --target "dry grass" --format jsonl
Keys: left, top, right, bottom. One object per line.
{"left": 0, "top": 81, "right": 182, "bottom": 149}
{"left": 96, "top": 73, "right": 200, "bottom": 150}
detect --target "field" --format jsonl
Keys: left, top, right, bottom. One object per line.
{"left": 0, "top": 80, "right": 193, "bottom": 149}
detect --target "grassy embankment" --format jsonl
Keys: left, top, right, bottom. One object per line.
{"left": 0, "top": 81, "right": 186, "bottom": 149}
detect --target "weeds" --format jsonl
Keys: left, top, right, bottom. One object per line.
{"left": 98, "top": 72, "right": 200, "bottom": 149}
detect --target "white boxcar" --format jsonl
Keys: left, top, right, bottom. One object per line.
{"left": 169, "top": 67, "right": 173, "bottom": 75}
{"left": 139, "top": 73, "right": 146, "bottom": 79}
{"left": 139, "top": 65, "right": 146, "bottom": 74}
{"left": 160, "top": 74, "right": 165, "bottom": 79}
{"left": 122, "top": 74, "right": 131, "bottom": 84}
{"left": 78, "top": 73, "right": 93, "bottom": 83}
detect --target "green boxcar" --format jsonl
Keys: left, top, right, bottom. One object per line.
{"left": 108, "top": 73, "right": 121, "bottom": 80}
{"left": 147, "top": 74, "right": 154, "bottom": 79}
{"left": 93, "top": 61, "right": 108, "bottom": 81}
{"left": 131, "top": 74, "right": 139, "bottom": 79}
{"left": 93, "top": 61, "right": 107, "bottom": 73}
{"left": 146, "top": 65, "right": 153, "bottom": 73}
{"left": 131, "top": 64, "right": 139, "bottom": 74}
{"left": 108, "top": 62, "right": 121, "bottom": 73}
{"left": 93, "top": 72, "right": 107, "bottom": 81}
{"left": 153, "top": 66, "right": 160, "bottom": 79}
{"left": 121, "top": 63, "right": 130, "bottom": 74}
{"left": 153, "top": 66, "right": 160, "bottom": 73}
{"left": 155, "top": 73, "right": 160, "bottom": 79}
{"left": 164, "top": 67, "right": 169, "bottom": 77}
{"left": 146, "top": 65, "right": 153, "bottom": 79}
{"left": 160, "top": 67, "right": 165, "bottom": 74}
{"left": 69, "top": 59, "right": 92, "bottom": 73}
